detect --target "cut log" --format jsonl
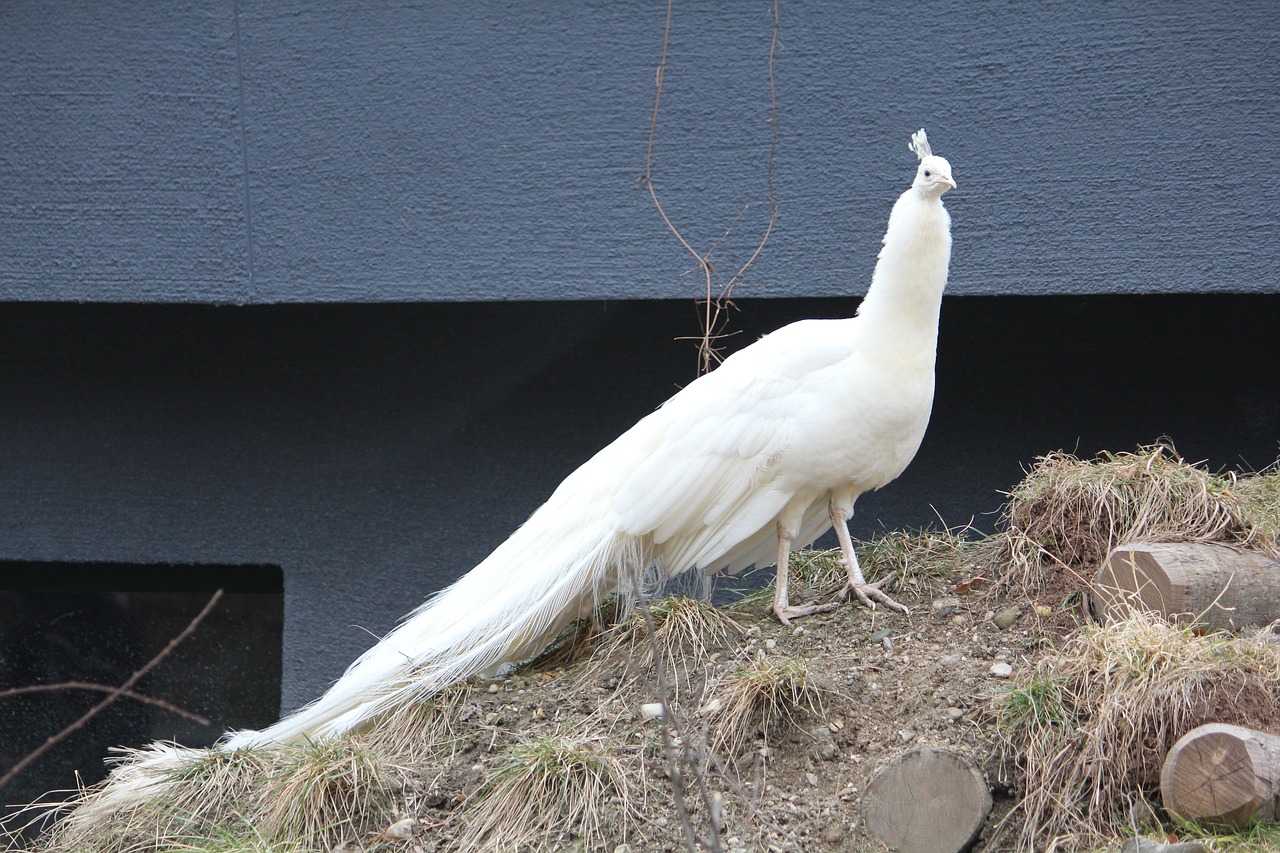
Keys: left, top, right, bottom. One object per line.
{"left": 1091, "top": 542, "right": 1280, "bottom": 629}
{"left": 861, "top": 747, "right": 992, "bottom": 853}
{"left": 1161, "top": 723, "right": 1280, "bottom": 828}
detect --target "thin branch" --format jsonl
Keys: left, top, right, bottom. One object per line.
{"left": 644, "top": 0, "right": 782, "bottom": 376}
{"left": 0, "top": 589, "right": 225, "bottom": 792}
{"left": 631, "top": 582, "right": 724, "bottom": 852}
{"left": 0, "top": 683, "right": 212, "bottom": 727}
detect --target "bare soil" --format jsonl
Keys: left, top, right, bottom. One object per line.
{"left": 374, "top": 565, "right": 1069, "bottom": 853}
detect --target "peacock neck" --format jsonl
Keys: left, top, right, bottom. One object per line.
{"left": 854, "top": 189, "right": 951, "bottom": 364}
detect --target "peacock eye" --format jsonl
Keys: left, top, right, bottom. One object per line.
{"left": 923, "top": 170, "right": 932, "bottom": 178}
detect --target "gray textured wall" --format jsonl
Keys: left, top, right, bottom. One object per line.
{"left": 3, "top": 1, "right": 1277, "bottom": 302}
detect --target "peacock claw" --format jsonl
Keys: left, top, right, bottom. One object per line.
{"left": 840, "top": 578, "right": 909, "bottom": 615}
{"left": 771, "top": 600, "right": 840, "bottom": 627}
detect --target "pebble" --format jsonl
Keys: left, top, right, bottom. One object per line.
{"left": 898, "top": 729, "right": 916, "bottom": 743}
{"left": 946, "top": 706, "right": 964, "bottom": 722}
{"left": 1119, "top": 838, "right": 1209, "bottom": 853}
{"left": 383, "top": 818, "right": 419, "bottom": 840}
{"left": 869, "top": 628, "right": 893, "bottom": 644}
{"left": 639, "top": 702, "right": 665, "bottom": 720}
{"left": 990, "top": 662, "right": 1014, "bottom": 678}
{"left": 805, "top": 772, "right": 819, "bottom": 786}
{"left": 993, "top": 606, "right": 1021, "bottom": 630}
{"left": 764, "top": 638, "right": 777, "bottom": 650}
{"left": 487, "top": 683, "right": 500, "bottom": 693}
{"left": 940, "top": 653, "right": 962, "bottom": 666}
{"left": 931, "top": 596, "right": 961, "bottom": 617}
{"left": 821, "top": 824, "right": 845, "bottom": 844}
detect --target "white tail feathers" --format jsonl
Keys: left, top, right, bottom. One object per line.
{"left": 73, "top": 481, "right": 653, "bottom": 820}
{"left": 226, "top": 497, "right": 644, "bottom": 749}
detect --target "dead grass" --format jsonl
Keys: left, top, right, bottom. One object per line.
{"left": 993, "top": 609, "right": 1280, "bottom": 852}
{"left": 599, "top": 594, "right": 743, "bottom": 698}
{"left": 997, "top": 445, "right": 1256, "bottom": 594}
{"left": 459, "top": 734, "right": 638, "bottom": 853}
{"left": 254, "top": 739, "right": 394, "bottom": 846}
{"left": 703, "top": 654, "right": 830, "bottom": 759}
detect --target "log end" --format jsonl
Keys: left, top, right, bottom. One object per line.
{"left": 861, "top": 747, "right": 992, "bottom": 853}
{"left": 1161, "top": 723, "right": 1276, "bottom": 828}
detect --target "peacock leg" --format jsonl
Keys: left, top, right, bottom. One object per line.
{"left": 771, "top": 520, "right": 839, "bottom": 626}
{"left": 830, "top": 501, "right": 909, "bottom": 614}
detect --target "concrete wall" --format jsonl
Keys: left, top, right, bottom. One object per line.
{"left": 3, "top": 1, "right": 1277, "bottom": 302}
{"left": 1, "top": 297, "right": 1276, "bottom": 716}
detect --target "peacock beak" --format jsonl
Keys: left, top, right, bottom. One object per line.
{"left": 940, "top": 175, "right": 957, "bottom": 189}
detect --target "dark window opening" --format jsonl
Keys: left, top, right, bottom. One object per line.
{"left": 0, "top": 562, "right": 283, "bottom": 823}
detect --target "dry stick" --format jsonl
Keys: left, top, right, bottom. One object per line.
{"left": 632, "top": 586, "right": 722, "bottom": 852}
{"left": 0, "top": 589, "right": 225, "bottom": 792}
{"left": 0, "top": 683, "right": 211, "bottom": 727}
{"left": 643, "top": 0, "right": 781, "bottom": 376}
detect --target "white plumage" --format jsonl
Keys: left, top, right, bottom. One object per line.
{"left": 78, "top": 130, "right": 954, "bottom": 819}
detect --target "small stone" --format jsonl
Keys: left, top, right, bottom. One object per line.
{"left": 1119, "top": 838, "right": 1209, "bottom": 853}
{"left": 931, "top": 596, "right": 961, "bottom": 617}
{"left": 329, "top": 842, "right": 363, "bottom": 853}
{"left": 946, "top": 706, "right": 964, "bottom": 722}
{"left": 898, "top": 729, "right": 916, "bottom": 743}
{"left": 828, "top": 716, "right": 844, "bottom": 732}
{"left": 805, "top": 772, "right": 819, "bottom": 786}
{"left": 990, "top": 662, "right": 1014, "bottom": 678}
{"left": 821, "top": 824, "right": 845, "bottom": 844}
{"left": 940, "top": 653, "right": 962, "bottom": 666}
{"left": 869, "top": 628, "right": 893, "bottom": 643}
{"left": 487, "top": 682, "right": 500, "bottom": 693}
{"left": 639, "top": 702, "right": 665, "bottom": 720}
{"left": 764, "top": 638, "right": 777, "bottom": 650}
{"left": 701, "top": 697, "right": 723, "bottom": 715}
{"left": 613, "top": 846, "right": 634, "bottom": 853}
{"left": 383, "top": 818, "right": 419, "bottom": 840}
{"left": 993, "top": 606, "right": 1021, "bottom": 630}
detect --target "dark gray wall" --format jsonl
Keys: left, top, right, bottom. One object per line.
{"left": 2, "top": 1, "right": 1277, "bottom": 302}
{"left": 1, "top": 297, "right": 1276, "bottom": 714}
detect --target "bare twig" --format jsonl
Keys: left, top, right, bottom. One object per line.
{"left": 632, "top": 583, "right": 723, "bottom": 852}
{"left": 643, "top": 0, "right": 782, "bottom": 375}
{"left": 0, "top": 682, "right": 212, "bottom": 727}
{"left": 0, "top": 589, "right": 225, "bottom": 792}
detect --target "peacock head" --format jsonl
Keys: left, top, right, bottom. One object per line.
{"left": 908, "top": 129, "right": 956, "bottom": 196}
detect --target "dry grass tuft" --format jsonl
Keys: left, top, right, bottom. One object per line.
{"left": 32, "top": 738, "right": 397, "bottom": 853}
{"left": 601, "top": 595, "right": 743, "bottom": 695}
{"left": 253, "top": 738, "right": 395, "bottom": 846}
{"left": 993, "top": 609, "right": 1280, "bottom": 851}
{"left": 703, "top": 655, "right": 829, "bottom": 759}
{"left": 360, "top": 683, "right": 471, "bottom": 762}
{"left": 1235, "top": 465, "right": 1280, "bottom": 551}
{"left": 996, "top": 445, "right": 1256, "bottom": 593}
{"left": 461, "top": 734, "right": 637, "bottom": 853}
